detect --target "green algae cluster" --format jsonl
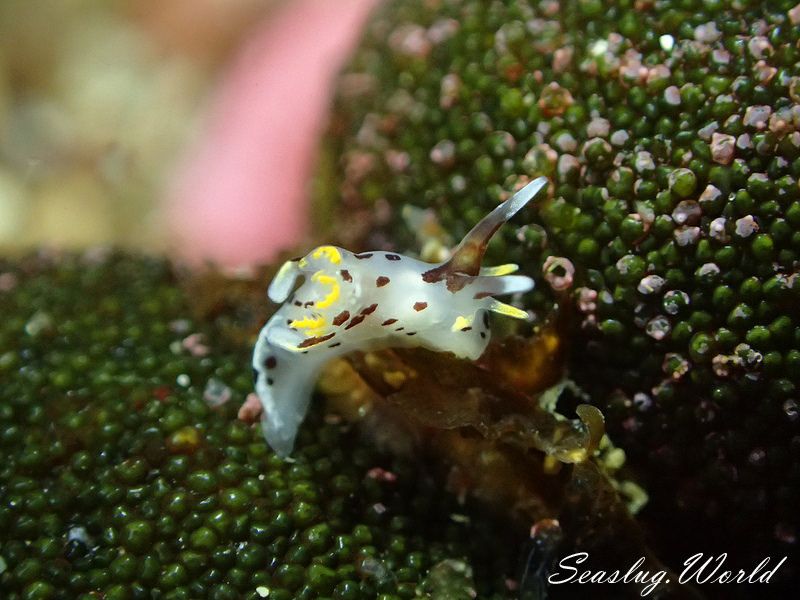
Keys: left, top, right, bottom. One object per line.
{"left": 0, "top": 252, "right": 514, "bottom": 600}
{"left": 325, "top": 0, "right": 800, "bottom": 581}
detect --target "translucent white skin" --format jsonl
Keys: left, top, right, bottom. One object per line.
{"left": 252, "top": 177, "right": 548, "bottom": 456}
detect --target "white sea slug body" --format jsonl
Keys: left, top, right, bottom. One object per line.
{"left": 252, "top": 177, "right": 548, "bottom": 456}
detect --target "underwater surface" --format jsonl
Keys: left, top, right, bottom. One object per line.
{"left": 2, "top": 0, "right": 800, "bottom": 598}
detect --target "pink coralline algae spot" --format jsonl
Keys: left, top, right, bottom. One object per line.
{"left": 646, "top": 315, "right": 671, "bottom": 341}
{"left": 712, "top": 48, "right": 731, "bottom": 65}
{"left": 709, "top": 217, "right": 729, "bottom": 242}
{"left": 427, "top": 18, "right": 459, "bottom": 45}
{"left": 753, "top": 60, "right": 777, "bottom": 85}
{"left": 674, "top": 226, "right": 701, "bottom": 246}
{"left": 671, "top": 200, "right": 702, "bottom": 226}
{"left": 791, "top": 3, "right": 800, "bottom": 25}
{"left": 538, "top": 82, "right": 574, "bottom": 117}
{"left": 663, "top": 85, "right": 681, "bottom": 106}
{"left": 166, "top": 0, "right": 379, "bottom": 268}
{"left": 389, "top": 24, "right": 432, "bottom": 58}
{"left": 610, "top": 130, "right": 629, "bottom": 146}
{"left": 182, "top": 333, "right": 210, "bottom": 357}
{"left": 710, "top": 132, "right": 736, "bottom": 164}
{"left": 743, "top": 105, "right": 772, "bottom": 129}
{"left": 693, "top": 22, "right": 721, "bottom": 43}
{"left": 735, "top": 215, "right": 759, "bottom": 238}
{"left": 586, "top": 117, "right": 610, "bottom": 138}
{"left": 384, "top": 149, "right": 410, "bottom": 173}
{"left": 238, "top": 392, "right": 263, "bottom": 423}
{"left": 153, "top": 386, "right": 172, "bottom": 402}
{"left": 430, "top": 139, "right": 457, "bottom": 168}
{"left": 663, "top": 353, "right": 690, "bottom": 380}
{"left": 637, "top": 275, "right": 665, "bottom": 295}
{"left": 577, "top": 287, "right": 598, "bottom": 312}
{"left": 439, "top": 73, "right": 462, "bottom": 109}
{"left": 366, "top": 467, "right": 398, "bottom": 483}
{"left": 646, "top": 64, "right": 671, "bottom": 86}
{"left": 622, "top": 416, "right": 640, "bottom": 432}
{"left": 543, "top": 256, "right": 575, "bottom": 292}
{"left": 698, "top": 122, "right": 718, "bottom": 141}
{"left": 736, "top": 133, "right": 753, "bottom": 150}
{"left": 203, "top": 378, "right": 232, "bottom": 407}
{"left": 747, "top": 36, "right": 772, "bottom": 59}
{"left": 0, "top": 272, "right": 18, "bottom": 292}
{"left": 552, "top": 46, "right": 573, "bottom": 73}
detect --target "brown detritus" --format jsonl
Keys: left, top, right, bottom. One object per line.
{"left": 556, "top": 462, "right": 697, "bottom": 599}
{"left": 338, "top": 328, "right": 594, "bottom": 466}
{"left": 180, "top": 262, "right": 278, "bottom": 346}
{"left": 316, "top": 338, "right": 693, "bottom": 598}
{"left": 432, "top": 431, "right": 562, "bottom": 524}
{"left": 317, "top": 357, "right": 420, "bottom": 457}
{"left": 480, "top": 321, "right": 566, "bottom": 396}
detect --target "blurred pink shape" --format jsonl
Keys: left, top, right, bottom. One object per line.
{"left": 167, "top": 0, "right": 379, "bottom": 268}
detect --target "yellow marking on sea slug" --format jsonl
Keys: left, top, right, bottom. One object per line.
{"left": 311, "top": 272, "right": 341, "bottom": 309}
{"left": 481, "top": 263, "right": 519, "bottom": 276}
{"left": 312, "top": 246, "right": 342, "bottom": 264}
{"left": 290, "top": 314, "right": 327, "bottom": 334}
{"left": 451, "top": 315, "right": 473, "bottom": 332}
{"left": 489, "top": 300, "right": 529, "bottom": 320}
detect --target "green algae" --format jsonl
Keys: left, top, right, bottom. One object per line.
{"left": 324, "top": 0, "right": 800, "bottom": 590}
{"left": 0, "top": 251, "right": 517, "bottom": 599}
